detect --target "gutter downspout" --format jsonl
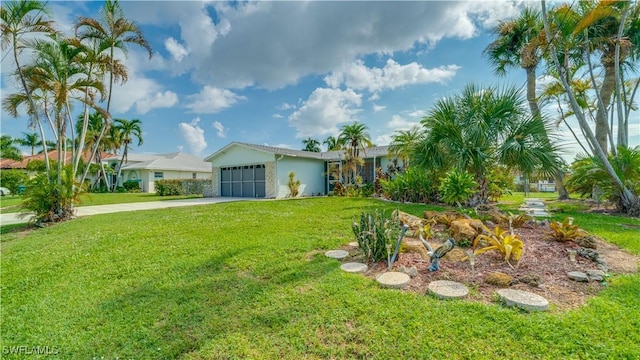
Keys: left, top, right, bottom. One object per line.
{"left": 373, "top": 156, "right": 377, "bottom": 184}
{"left": 275, "top": 154, "right": 284, "bottom": 198}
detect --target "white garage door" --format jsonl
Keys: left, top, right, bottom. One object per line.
{"left": 220, "top": 164, "right": 266, "bottom": 197}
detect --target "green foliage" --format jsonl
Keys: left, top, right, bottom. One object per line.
{"left": 155, "top": 179, "right": 211, "bottom": 196}
{"left": 122, "top": 180, "right": 140, "bottom": 192}
{"left": 380, "top": 167, "right": 438, "bottom": 203}
{"left": 19, "top": 165, "right": 84, "bottom": 223}
{"left": 487, "top": 166, "right": 515, "bottom": 201}
{"left": 566, "top": 146, "right": 640, "bottom": 212}
{"left": 473, "top": 225, "right": 524, "bottom": 264}
{"left": 287, "top": 171, "right": 301, "bottom": 197}
{"left": 438, "top": 170, "right": 478, "bottom": 206}
{"left": 547, "top": 217, "right": 582, "bottom": 242}
{"left": 352, "top": 210, "right": 402, "bottom": 263}
{"left": 0, "top": 169, "right": 28, "bottom": 194}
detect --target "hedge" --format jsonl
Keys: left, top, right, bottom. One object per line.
{"left": 155, "top": 179, "right": 212, "bottom": 196}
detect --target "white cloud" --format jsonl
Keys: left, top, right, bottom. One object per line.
{"left": 186, "top": 86, "right": 245, "bottom": 113}
{"left": 288, "top": 88, "right": 362, "bottom": 138}
{"left": 388, "top": 115, "right": 420, "bottom": 131}
{"left": 368, "top": 93, "right": 380, "bottom": 101}
{"left": 164, "top": 37, "right": 189, "bottom": 62}
{"left": 266, "top": 143, "right": 292, "bottom": 149}
{"left": 178, "top": 117, "right": 207, "bottom": 155}
{"left": 372, "top": 104, "right": 386, "bottom": 112}
{"left": 213, "top": 121, "right": 226, "bottom": 138}
{"left": 375, "top": 134, "right": 393, "bottom": 146}
{"left": 135, "top": 91, "right": 179, "bottom": 114}
{"left": 326, "top": 59, "right": 460, "bottom": 93}
{"left": 272, "top": 114, "right": 284, "bottom": 119}
{"left": 407, "top": 109, "right": 428, "bottom": 118}
{"left": 279, "top": 103, "right": 296, "bottom": 111}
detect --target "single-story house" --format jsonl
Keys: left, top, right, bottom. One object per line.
{"left": 204, "top": 142, "right": 398, "bottom": 198}
{"left": 103, "top": 152, "right": 211, "bottom": 192}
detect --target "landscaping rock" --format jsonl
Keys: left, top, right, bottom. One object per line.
{"left": 518, "top": 274, "right": 542, "bottom": 287}
{"left": 575, "top": 235, "right": 597, "bottom": 249}
{"left": 348, "top": 242, "right": 359, "bottom": 248}
{"left": 567, "top": 271, "right": 589, "bottom": 282}
{"left": 397, "top": 265, "right": 419, "bottom": 278}
{"left": 450, "top": 219, "right": 483, "bottom": 243}
{"left": 495, "top": 289, "right": 549, "bottom": 312}
{"left": 325, "top": 250, "right": 349, "bottom": 260}
{"left": 376, "top": 272, "right": 411, "bottom": 289}
{"left": 428, "top": 280, "right": 469, "bottom": 300}
{"left": 423, "top": 211, "right": 440, "bottom": 220}
{"left": 340, "top": 262, "right": 368, "bottom": 273}
{"left": 485, "top": 272, "right": 513, "bottom": 287}
{"left": 443, "top": 248, "right": 467, "bottom": 262}
{"left": 396, "top": 210, "right": 423, "bottom": 230}
{"left": 586, "top": 269, "right": 605, "bottom": 281}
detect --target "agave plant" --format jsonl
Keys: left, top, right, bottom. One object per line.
{"left": 472, "top": 226, "right": 524, "bottom": 266}
{"left": 547, "top": 217, "right": 581, "bottom": 242}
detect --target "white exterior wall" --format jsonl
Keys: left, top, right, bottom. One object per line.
{"left": 276, "top": 157, "right": 325, "bottom": 198}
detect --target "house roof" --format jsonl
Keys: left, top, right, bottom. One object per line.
{"left": 204, "top": 141, "right": 391, "bottom": 162}
{"left": 106, "top": 152, "right": 210, "bottom": 172}
{"left": 1, "top": 150, "right": 114, "bottom": 169}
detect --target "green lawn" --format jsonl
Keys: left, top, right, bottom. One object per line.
{"left": 0, "top": 192, "right": 201, "bottom": 214}
{"left": 1, "top": 197, "right": 639, "bottom": 359}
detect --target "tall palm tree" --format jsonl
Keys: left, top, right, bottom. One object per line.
{"left": 414, "top": 84, "right": 560, "bottom": 205}
{"left": 338, "top": 122, "right": 373, "bottom": 185}
{"left": 1, "top": 0, "right": 57, "bottom": 170}
{"left": 388, "top": 126, "right": 422, "bottom": 169}
{"left": 0, "top": 135, "right": 23, "bottom": 160}
{"left": 112, "top": 118, "right": 142, "bottom": 190}
{"left": 18, "top": 132, "right": 39, "bottom": 155}
{"left": 302, "top": 137, "right": 321, "bottom": 152}
{"left": 323, "top": 135, "right": 341, "bottom": 151}
{"left": 75, "top": 0, "right": 152, "bottom": 176}
{"left": 76, "top": 111, "right": 115, "bottom": 190}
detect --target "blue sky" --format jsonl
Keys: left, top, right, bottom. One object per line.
{"left": 1, "top": 1, "right": 638, "bottom": 161}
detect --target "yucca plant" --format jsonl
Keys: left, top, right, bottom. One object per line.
{"left": 547, "top": 217, "right": 581, "bottom": 242}
{"left": 352, "top": 210, "right": 402, "bottom": 264}
{"left": 471, "top": 225, "right": 524, "bottom": 267}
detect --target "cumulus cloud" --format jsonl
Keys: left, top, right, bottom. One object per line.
{"left": 272, "top": 113, "right": 284, "bottom": 119}
{"left": 288, "top": 88, "right": 362, "bottom": 138}
{"left": 185, "top": 86, "right": 245, "bottom": 113}
{"left": 213, "top": 121, "right": 226, "bottom": 138}
{"left": 326, "top": 59, "right": 460, "bottom": 93}
{"left": 388, "top": 115, "right": 420, "bottom": 131}
{"left": 178, "top": 117, "right": 207, "bottom": 155}
{"left": 164, "top": 37, "right": 189, "bottom": 62}
{"left": 136, "top": 91, "right": 179, "bottom": 114}
{"left": 372, "top": 104, "right": 386, "bottom": 112}
{"left": 279, "top": 103, "right": 297, "bottom": 111}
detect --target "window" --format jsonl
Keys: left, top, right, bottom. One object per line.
{"left": 154, "top": 172, "right": 164, "bottom": 179}
{"left": 192, "top": 172, "right": 197, "bottom": 179}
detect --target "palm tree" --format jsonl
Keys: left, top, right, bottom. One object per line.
{"left": 112, "top": 118, "right": 142, "bottom": 190}
{"left": 75, "top": 0, "right": 152, "bottom": 176}
{"left": 302, "top": 137, "right": 321, "bottom": 152}
{"left": 388, "top": 126, "right": 422, "bottom": 169}
{"left": 76, "top": 112, "right": 115, "bottom": 190}
{"left": 1, "top": 0, "right": 57, "bottom": 170}
{"left": 17, "top": 132, "right": 39, "bottom": 155}
{"left": 323, "top": 135, "right": 341, "bottom": 151}
{"left": 0, "top": 135, "right": 23, "bottom": 160}
{"left": 338, "top": 122, "right": 373, "bottom": 185}
{"left": 414, "top": 84, "right": 560, "bottom": 205}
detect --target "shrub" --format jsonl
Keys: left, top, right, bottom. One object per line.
{"left": 122, "top": 180, "right": 140, "bottom": 192}
{"left": 155, "top": 179, "right": 211, "bottom": 196}
{"left": 288, "top": 171, "right": 301, "bottom": 197}
{"left": 0, "top": 169, "right": 28, "bottom": 194}
{"left": 438, "top": 169, "right": 477, "bottom": 206}
{"left": 487, "top": 166, "right": 515, "bottom": 201}
{"left": 352, "top": 210, "right": 402, "bottom": 263}
{"left": 380, "top": 167, "right": 438, "bottom": 203}
{"left": 472, "top": 225, "right": 523, "bottom": 266}
{"left": 547, "top": 217, "right": 581, "bottom": 242}
{"left": 20, "top": 165, "right": 84, "bottom": 223}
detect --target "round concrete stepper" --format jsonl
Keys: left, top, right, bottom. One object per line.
{"left": 496, "top": 289, "right": 549, "bottom": 312}
{"left": 376, "top": 272, "right": 411, "bottom": 289}
{"left": 340, "top": 262, "right": 368, "bottom": 273}
{"left": 428, "top": 280, "right": 469, "bottom": 300}
{"left": 325, "top": 250, "right": 349, "bottom": 260}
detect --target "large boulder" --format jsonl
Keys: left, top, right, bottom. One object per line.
{"left": 449, "top": 218, "right": 484, "bottom": 243}
{"left": 395, "top": 210, "right": 424, "bottom": 231}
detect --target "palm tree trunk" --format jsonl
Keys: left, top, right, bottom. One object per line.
{"left": 594, "top": 61, "right": 616, "bottom": 153}
{"left": 525, "top": 66, "right": 541, "bottom": 118}
{"left": 614, "top": 4, "right": 630, "bottom": 148}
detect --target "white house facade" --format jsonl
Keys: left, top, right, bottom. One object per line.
{"left": 103, "top": 152, "right": 212, "bottom": 192}
{"left": 204, "top": 142, "right": 397, "bottom": 199}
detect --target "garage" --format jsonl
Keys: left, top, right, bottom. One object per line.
{"left": 220, "top": 164, "right": 266, "bottom": 198}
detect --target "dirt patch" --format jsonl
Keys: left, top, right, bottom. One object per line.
{"left": 343, "top": 223, "right": 639, "bottom": 312}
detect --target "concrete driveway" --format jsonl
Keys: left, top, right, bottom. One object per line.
{"left": 0, "top": 197, "right": 250, "bottom": 226}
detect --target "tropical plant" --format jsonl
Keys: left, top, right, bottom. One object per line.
{"left": 338, "top": 122, "right": 372, "bottom": 185}
{"left": 438, "top": 169, "right": 478, "bottom": 206}
{"left": 508, "top": 213, "right": 533, "bottom": 229}
{"left": 287, "top": 171, "right": 301, "bottom": 197}
{"left": 379, "top": 167, "right": 438, "bottom": 203}
{"left": 487, "top": 166, "right": 516, "bottom": 202}
{"left": 547, "top": 217, "right": 582, "bottom": 242}
{"left": 352, "top": 210, "right": 402, "bottom": 264}
{"left": 112, "top": 118, "right": 143, "bottom": 190}
{"left": 302, "top": 137, "right": 321, "bottom": 152}
{"left": 0, "top": 135, "right": 23, "bottom": 160}
{"left": 323, "top": 135, "right": 341, "bottom": 151}
{"left": 19, "top": 165, "right": 84, "bottom": 223}
{"left": 18, "top": 132, "right": 40, "bottom": 155}
{"left": 388, "top": 126, "right": 422, "bottom": 169}
{"left": 472, "top": 225, "right": 524, "bottom": 266}
{"left": 414, "top": 84, "right": 560, "bottom": 206}
{"left": 0, "top": 169, "right": 29, "bottom": 194}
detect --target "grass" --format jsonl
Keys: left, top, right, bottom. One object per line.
{"left": 0, "top": 192, "right": 201, "bottom": 214}
{"left": 1, "top": 197, "right": 639, "bottom": 359}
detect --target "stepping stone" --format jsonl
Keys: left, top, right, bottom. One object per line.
{"left": 567, "top": 271, "right": 589, "bottom": 282}
{"left": 376, "top": 272, "right": 410, "bottom": 289}
{"left": 325, "top": 250, "right": 349, "bottom": 260}
{"left": 340, "top": 262, "right": 368, "bottom": 273}
{"left": 495, "top": 289, "right": 549, "bottom": 312}
{"left": 348, "top": 242, "right": 359, "bottom": 247}
{"left": 428, "top": 280, "right": 469, "bottom": 300}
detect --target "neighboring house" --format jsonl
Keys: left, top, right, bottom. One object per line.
{"left": 515, "top": 174, "right": 557, "bottom": 192}
{"left": 103, "top": 152, "right": 211, "bottom": 193}
{"left": 204, "top": 142, "right": 397, "bottom": 198}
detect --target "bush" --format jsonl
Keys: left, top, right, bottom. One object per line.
{"left": 155, "top": 179, "right": 211, "bottom": 196}
{"left": 20, "top": 165, "right": 84, "bottom": 223}
{"left": 352, "top": 210, "right": 402, "bottom": 263}
{"left": 288, "top": 172, "right": 300, "bottom": 197}
{"left": 438, "top": 169, "right": 477, "bottom": 206}
{"left": 123, "top": 180, "right": 140, "bottom": 192}
{"left": 0, "top": 169, "right": 29, "bottom": 194}
{"left": 380, "top": 167, "right": 438, "bottom": 203}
